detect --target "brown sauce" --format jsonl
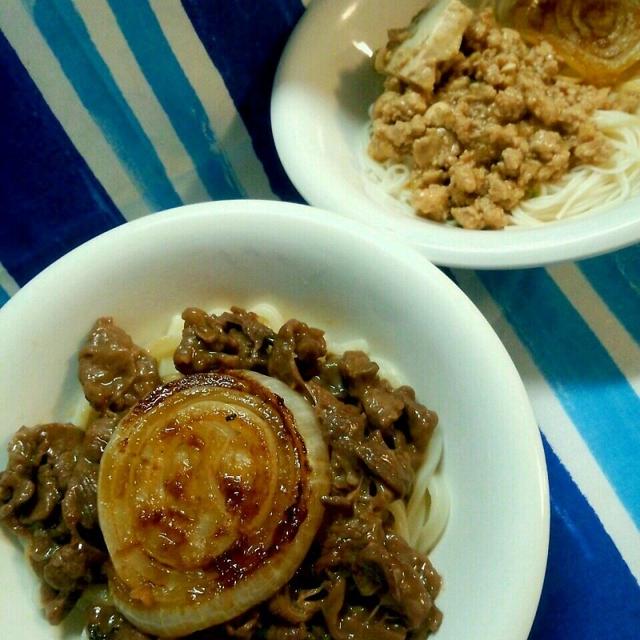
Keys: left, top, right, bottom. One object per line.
{"left": 0, "top": 307, "right": 442, "bottom": 639}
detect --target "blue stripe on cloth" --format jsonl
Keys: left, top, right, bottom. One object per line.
{"left": 107, "top": 0, "right": 245, "bottom": 201}
{"left": 578, "top": 245, "right": 640, "bottom": 344}
{"left": 0, "top": 287, "right": 9, "bottom": 308}
{"left": 181, "top": 0, "right": 305, "bottom": 203}
{"left": 0, "top": 29, "right": 125, "bottom": 286}
{"left": 26, "top": 0, "right": 182, "bottom": 212}
{"left": 530, "top": 435, "right": 640, "bottom": 640}
{"left": 477, "top": 269, "right": 640, "bottom": 526}
{"left": 440, "top": 266, "right": 456, "bottom": 282}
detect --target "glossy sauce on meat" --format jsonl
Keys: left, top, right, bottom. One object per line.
{"left": 1, "top": 308, "right": 442, "bottom": 639}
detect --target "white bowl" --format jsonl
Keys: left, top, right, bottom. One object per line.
{"left": 271, "top": 0, "right": 640, "bottom": 269}
{"left": 0, "top": 200, "right": 548, "bottom": 639}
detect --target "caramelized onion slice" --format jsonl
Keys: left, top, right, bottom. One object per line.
{"left": 98, "top": 371, "right": 329, "bottom": 638}
{"left": 376, "top": 0, "right": 473, "bottom": 92}
{"left": 501, "top": 0, "right": 640, "bottom": 85}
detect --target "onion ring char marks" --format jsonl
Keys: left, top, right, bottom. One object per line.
{"left": 98, "top": 370, "right": 330, "bottom": 638}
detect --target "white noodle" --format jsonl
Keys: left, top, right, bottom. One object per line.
{"left": 362, "top": 107, "right": 640, "bottom": 227}
{"left": 404, "top": 426, "right": 448, "bottom": 554}
{"left": 416, "top": 473, "right": 450, "bottom": 554}
{"left": 513, "top": 110, "right": 640, "bottom": 224}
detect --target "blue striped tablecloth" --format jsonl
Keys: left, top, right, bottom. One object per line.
{"left": 1, "top": 2, "right": 638, "bottom": 638}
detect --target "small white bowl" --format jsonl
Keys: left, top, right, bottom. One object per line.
{"left": 271, "top": 0, "right": 640, "bottom": 269}
{"left": 0, "top": 200, "right": 548, "bottom": 639}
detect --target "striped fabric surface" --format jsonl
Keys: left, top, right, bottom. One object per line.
{"left": 0, "top": 1, "right": 638, "bottom": 638}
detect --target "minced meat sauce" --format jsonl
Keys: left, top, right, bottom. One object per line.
{"left": 0, "top": 308, "right": 441, "bottom": 639}
{"left": 369, "top": 5, "right": 640, "bottom": 229}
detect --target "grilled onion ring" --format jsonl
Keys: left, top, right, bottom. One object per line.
{"left": 500, "top": 0, "right": 640, "bottom": 85}
{"left": 98, "top": 371, "right": 329, "bottom": 637}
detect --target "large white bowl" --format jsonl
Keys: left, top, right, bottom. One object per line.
{"left": 0, "top": 200, "right": 548, "bottom": 639}
{"left": 271, "top": 0, "right": 640, "bottom": 269}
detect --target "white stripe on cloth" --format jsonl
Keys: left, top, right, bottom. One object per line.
{"left": 74, "top": 0, "right": 212, "bottom": 210}
{"left": 453, "top": 268, "right": 640, "bottom": 585}
{"left": 0, "top": 263, "right": 20, "bottom": 298}
{"left": 548, "top": 262, "right": 640, "bottom": 397}
{"left": 150, "top": 0, "right": 277, "bottom": 200}
{"left": 0, "top": 2, "right": 149, "bottom": 221}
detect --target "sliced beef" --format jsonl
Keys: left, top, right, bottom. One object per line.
{"left": 397, "top": 385, "right": 438, "bottom": 451}
{"left": 82, "top": 412, "right": 119, "bottom": 464}
{"left": 0, "top": 423, "right": 84, "bottom": 530}
{"left": 268, "top": 586, "right": 324, "bottom": 624}
{"left": 268, "top": 319, "right": 327, "bottom": 394}
{"left": 223, "top": 610, "right": 261, "bottom": 638}
{"left": 174, "top": 307, "right": 275, "bottom": 374}
{"left": 79, "top": 318, "right": 161, "bottom": 413}
{"left": 2, "top": 309, "right": 443, "bottom": 638}
{"left": 86, "top": 604, "right": 152, "bottom": 639}
{"left": 265, "top": 624, "right": 312, "bottom": 640}
{"left": 0, "top": 420, "right": 112, "bottom": 624}
{"left": 355, "top": 430, "right": 414, "bottom": 497}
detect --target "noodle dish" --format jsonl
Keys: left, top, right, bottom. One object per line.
{"left": 366, "top": 0, "right": 640, "bottom": 229}
{"left": 0, "top": 200, "right": 549, "bottom": 639}
{"left": 272, "top": 0, "right": 640, "bottom": 267}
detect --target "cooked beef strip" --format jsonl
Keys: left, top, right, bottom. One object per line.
{"left": 79, "top": 317, "right": 161, "bottom": 413}
{"left": 0, "top": 417, "right": 116, "bottom": 624}
{"left": 174, "top": 306, "right": 275, "bottom": 374}
{"left": 268, "top": 319, "right": 327, "bottom": 396}
{"left": 86, "top": 605, "right": 151, "bottom": 640}
{"left": 0, "top": 423, "right": 84, "bottom": 530}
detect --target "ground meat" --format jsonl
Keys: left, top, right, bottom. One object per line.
{"left": 373, "top": 89, "right": 427, "bottom": 122}
{"left": 412, "top": 128, "right": 460, "bottom": 168}
{"left": 368, "top": 6, "right": 630, "bottom": 229}
{"left": 411, "top": 184, "right": 449, "bottom": 221}
{"left": 79, "top": 318, "right": 161, "bottom": 412}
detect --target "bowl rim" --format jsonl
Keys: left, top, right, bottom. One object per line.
{"left": 270, "top": 0, "right": 640, "bottom": 269}
{"left": 0, "top": 199, "right": 550, "bottom": 639}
